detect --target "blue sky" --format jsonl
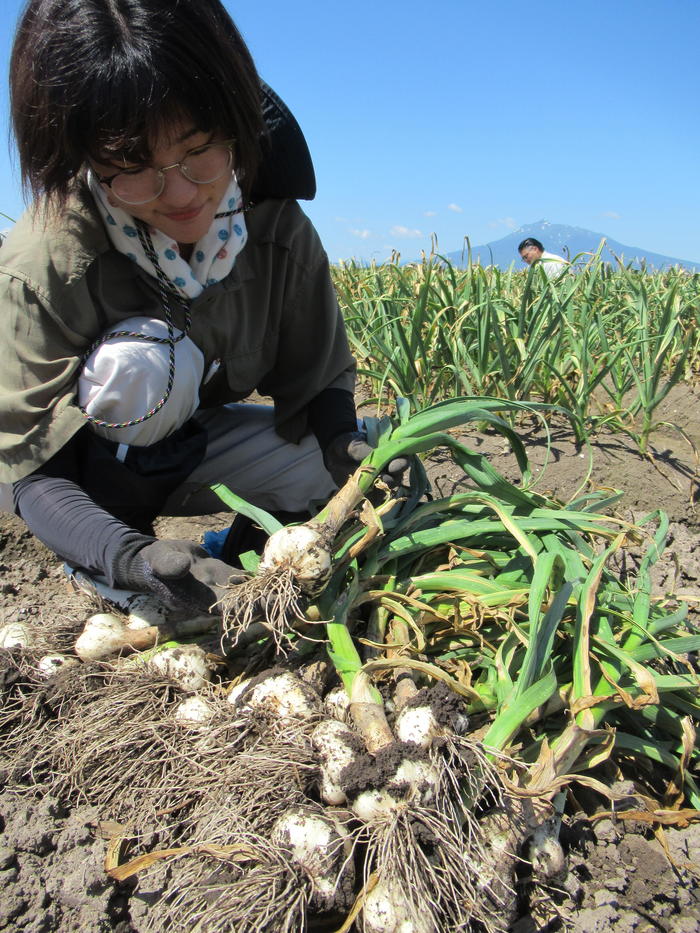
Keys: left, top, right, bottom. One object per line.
{"left": 1, "top": 0, "right": 699, "bottom": 263}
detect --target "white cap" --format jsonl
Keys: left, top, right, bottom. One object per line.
{"left": 77, "top": 316, "right": 205, "bottom": 446}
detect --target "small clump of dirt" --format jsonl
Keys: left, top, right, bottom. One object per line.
{"left": 340, "top": 740, "right": 424, "bottom": 798}
{"left": 404, "top": 680, "right": 469, "bottom": 728}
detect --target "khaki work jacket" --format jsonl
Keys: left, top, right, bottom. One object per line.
{"left": 0, "top": 187, "right": 355, "bottom": 484}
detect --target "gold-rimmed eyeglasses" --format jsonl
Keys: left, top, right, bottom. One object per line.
{"left": 94, "top": 140, "right": 235, "bottom": 205}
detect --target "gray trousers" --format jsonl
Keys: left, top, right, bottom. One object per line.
{"left": 0, "top": 404, "right": 337, "bottom": 518}
{"left": 163, "top": 403, "right": 337, "bottom": 516}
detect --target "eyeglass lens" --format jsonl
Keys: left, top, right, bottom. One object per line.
{"left": 110, "top": 144, "right": 233, "bottom": 205}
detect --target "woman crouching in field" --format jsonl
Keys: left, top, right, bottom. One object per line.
{"left": 0, "top": 0, "right": 390, "bottom": 616}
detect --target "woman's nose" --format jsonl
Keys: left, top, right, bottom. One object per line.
{"left": 158, "top": 165, "right": 199, "bottom": 206}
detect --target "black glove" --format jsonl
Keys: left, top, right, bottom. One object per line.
{"left": 323, "top": 430, "right": 410, "bottom": 489}
{"left": 123, "top": 539, "right": 247, "bottom": 614}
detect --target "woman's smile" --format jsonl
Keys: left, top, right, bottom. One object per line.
{"left": 160, "top": 202, "right": 205, "bottom": 224}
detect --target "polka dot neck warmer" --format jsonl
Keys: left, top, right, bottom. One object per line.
{"left": 87, "top": 171, "right": 248, "bottom": 299}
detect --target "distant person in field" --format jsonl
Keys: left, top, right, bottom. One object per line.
{"left": 518, "top": 237, "right": 569, "bottom": 279}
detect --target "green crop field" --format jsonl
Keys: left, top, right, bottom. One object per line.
{"left": 333, "top": 251, "right": 700, "bottom": 454}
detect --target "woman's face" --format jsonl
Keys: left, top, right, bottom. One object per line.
{"left": 91, "top": 124, "right": 233, "bottom": 247}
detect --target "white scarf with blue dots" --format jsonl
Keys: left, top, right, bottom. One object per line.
{"left": 88, "top": 171, "right": 247, "bottom": 299}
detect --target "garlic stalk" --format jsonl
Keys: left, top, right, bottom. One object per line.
{"left": 213, "top": 396, "right": 549, "bottom": 643}
{"left": 213, "top": 421, "right": 454, "bottom": 640}
{"left": 74, "top": 611, "right": 214, "bottom": 661}
{"left": 74, "top": 613, "right": 162, "bottom": 660}
{"left": 349, "top": 670, "right": 394, "bottom": 755}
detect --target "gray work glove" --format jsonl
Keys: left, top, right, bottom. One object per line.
{"left": 128, "top": 539, "right": 246, "bottom": 614}
{"left": 323, "top": 430, "right": 410, "bottom": 489}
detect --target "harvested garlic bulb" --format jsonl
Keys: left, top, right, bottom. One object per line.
{"left": 323, "top": 685, "right": 351, "bottom": 723}
{"left": 258, "top": 525, "right": 332, "bottom": 593}
{"left": 148, "top": 645, "right": 212, "bottom": 693}
{"left": 351, "top": 757, "right": 439, "bottom": 823}
{"left": 75, "top": 613, "right": 132, "bottom": 660}
{"left": 174, "top": 695, "right": 215, "bottom": 725}
{"left": 229, "top": 670, "right": 320, "bottom": 724}
{"left": 37, "top": 654, "right": 79, "bottom": 677}
{"left": 312, "top": 719, "right": 361, "bottom": 806}
{"left": 271, "top": 807, "right": 354, "bottom": 908}
{"left": 0, "top": 622, "right": 32, "bottom": 650}
{"left": 363, "top": 874, "right": 432, "bottom": 933}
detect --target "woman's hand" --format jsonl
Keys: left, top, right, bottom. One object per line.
{"left": 323, "top": 430, "right": 410, "bottom": 489}
{"left": 134, "top": 539, "right": 247, "bottom": 614}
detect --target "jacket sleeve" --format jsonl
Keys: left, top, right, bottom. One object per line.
{"left": 0, "top": 273, "right": 89, "bottom": 483}
{"left": 257, "top": 217, "right": 356, "bottom": 443}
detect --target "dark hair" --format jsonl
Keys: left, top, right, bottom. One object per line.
{"left": 10, "top": 0, "right": 265, "bottom": 204}
{"left": 518, "top": 237, "right": 544, "bottom": 252}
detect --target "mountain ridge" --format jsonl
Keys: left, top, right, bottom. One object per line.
{"left": 442, "top": 221, "right": 700, "bottom": 272}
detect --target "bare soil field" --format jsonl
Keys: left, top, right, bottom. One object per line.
{"left": 0, "top": 385, "right": 698, "bottom": 932}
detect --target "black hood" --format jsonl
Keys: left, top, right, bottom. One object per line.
{"left": 251, "top": 81, "right": 317, "bottom": 203}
